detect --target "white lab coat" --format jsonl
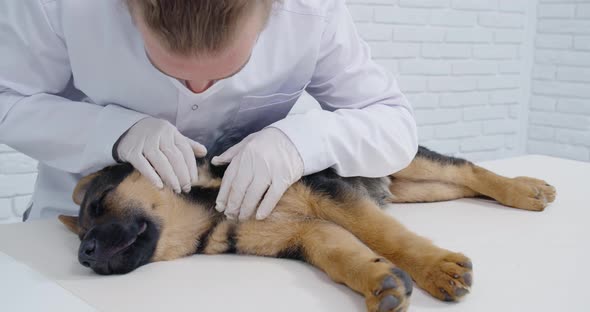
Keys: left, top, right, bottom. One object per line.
{"left": 0, "top": 0, "right": 418, "bottom": 220}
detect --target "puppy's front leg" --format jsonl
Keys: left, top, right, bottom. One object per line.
{"left": 236, "top": 219, "right": 413, "bottom": 312}
{"left": 315, "top": 199, "right": 473, "bottom": 302}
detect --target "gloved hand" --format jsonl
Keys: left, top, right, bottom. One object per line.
{"left": 212, "top": 128, "right": 304, "bottom": 221}
{"left": 114, "top": 117, "right": 207, "bottom": 193}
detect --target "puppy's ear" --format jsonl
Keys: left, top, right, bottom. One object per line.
{"left": 73, "top": 172, "right": 99, "bottom": 205}
{"left": 58, "top": 215, "right": 80, "bottom": 235}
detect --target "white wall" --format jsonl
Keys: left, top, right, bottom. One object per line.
{"left": 347, "top": 0, "right": 534, "bottom": 160}
{"left": 0, "top": 145, "right": 36, "bottom": 223}
{"left": 1, "top": 0, "right": 588, "bottom": 223}
{"left": 528, "top": 0, "right": 590, "bottom": 161}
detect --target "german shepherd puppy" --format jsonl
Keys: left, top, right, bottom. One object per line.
{"left": 59, "top": 136, "right": 556, "bottom": 312}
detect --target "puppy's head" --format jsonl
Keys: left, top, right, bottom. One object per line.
{"left": 60, "top": 163, "right": 218, "bottom": 275}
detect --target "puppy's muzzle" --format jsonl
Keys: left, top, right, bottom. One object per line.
{"left": 78, "top": 221, "right": 147, "bottom": 274}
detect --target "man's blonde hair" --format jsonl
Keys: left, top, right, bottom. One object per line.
{"left": 127, "top": 0, "right": 274, "bottom": 55}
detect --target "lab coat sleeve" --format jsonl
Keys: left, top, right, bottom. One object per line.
{"left": 0, "top": 1, "right": 148, "bottom": 174}
{"left": 270, "top": 1, "right": 418, "bottom": 177}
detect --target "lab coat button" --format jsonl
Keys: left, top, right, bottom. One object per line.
{"left": 192, "top": 105, "right": 199, "bottom": 111}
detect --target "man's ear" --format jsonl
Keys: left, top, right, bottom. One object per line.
{"left": 58, "top": 215, "right": 80, "bottom": 235}
{"left": 73, "top": 172, "right": 99, "bottom": 205}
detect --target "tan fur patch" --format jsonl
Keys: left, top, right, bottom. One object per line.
{"left": 203, "top": 221, "right": 232, "bottom": 255}
{"left": 192, "top": 163, "right": 222, "bottom": 189}
{"left": 389, "top": 178, "right": 477, "bottom": 203}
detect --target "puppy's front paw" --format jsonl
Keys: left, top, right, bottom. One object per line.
{"left": 417, "top": 252, "right": 473, "bottom": 302}
{"left": 364, "top": 258, "right": 413, "bottom": 312}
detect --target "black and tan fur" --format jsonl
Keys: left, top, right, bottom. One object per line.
{"left": 59, "top": 142, "right": 556, "bottom": 312}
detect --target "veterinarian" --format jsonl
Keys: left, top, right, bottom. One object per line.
{"left": 0, "top": 0, "right": 418, "bottom": 221}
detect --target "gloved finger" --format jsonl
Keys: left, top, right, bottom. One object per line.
{"left": 144, "top": 146, "right": 182, "bottom": 193}
{"left": 188, "top": 139, "right": 208, "bottom": 158}
{"left": 161, "top": 140, "right": 192, "bottom": 193}
{"left": 238, "top": 177, "right": 270, "bottom": 221}
{"left": 256, "top": 183, "right": 289, "bottom": 220}
{"left": 130, "top": 154, "right": 164, "bottom": 189}
{"left": 211, "top": 140, "right": 246, "bottom": 166}
{"left": 175, "top": 136, "right": 199, "bottom": 187}
{"left": 224, "top": 165, "right": 254, "bottom": 220}
{"left": 211, "top": 132, "right": 259, "bottom": 165}
{"left": 215, "top": 160, "right": 239, "bottom": 212}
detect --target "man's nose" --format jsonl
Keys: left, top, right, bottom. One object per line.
{"left": 78, "top": 238, "right": 97, "bottom": 267}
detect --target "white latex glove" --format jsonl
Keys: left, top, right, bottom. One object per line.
{"left": 212, "top": 128, "right": 304, "bottom": 221}
{"left": 115, "top": 117, "right": 207, "bottom": 193}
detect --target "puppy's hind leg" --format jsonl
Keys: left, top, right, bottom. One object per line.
{"left": 393, "top": 146, "right": 556, "bottom": 211}
{"left": 389, "top": 178, "right": 477, "bottom": 203}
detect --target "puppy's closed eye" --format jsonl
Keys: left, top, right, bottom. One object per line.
{"left": 89, "top": 189, "right": 112, "bottom": 218}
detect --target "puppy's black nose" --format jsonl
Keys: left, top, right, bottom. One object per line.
{"left": 79, "top": 239, "right": 97, "bottom": 267}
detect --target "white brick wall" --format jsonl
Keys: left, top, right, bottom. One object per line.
{"left": 528, "top": 0, "right": 590, "bottom": 162}
{"left": 0, "top": 144, "right": 37, "bottom": 224}
{"left": 348, "top": 0, "right": 533, "bottom": 158}
{"left": 1, "top": 1, "right": 588, "bottom": 222}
